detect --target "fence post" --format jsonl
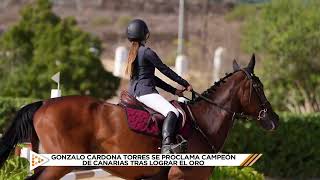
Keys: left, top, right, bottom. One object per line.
{"left": 113, "top": 46, "right": 128, "bottom": 78}
{"left": 213, "top": 47, "right": 225, "bottom": 82}
{"left": 175, "top": 55, "right": 188, "bottom": 77}
{"left": 175, "top": 55, "right": 188, "bottom": 102}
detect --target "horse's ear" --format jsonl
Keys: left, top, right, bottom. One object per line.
{"left": 233, "top": 59, "right": 240, "bottom": 71}
{"left": 247, "top": 54, "right": 256, "bottom": 73}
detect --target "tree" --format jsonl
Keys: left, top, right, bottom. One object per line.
{"left": 0, "top": 0, "right": 120, "bottom": 99}
{"left": 241, "top": 0, "right": 320, "bottom": 113}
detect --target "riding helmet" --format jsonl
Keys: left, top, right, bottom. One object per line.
{"left": 126, "top": 19, "right": 149, "bottom": 42}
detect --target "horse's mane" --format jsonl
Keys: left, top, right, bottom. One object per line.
{"left": 188, "top": 71, "right": 237, "bottom": 104}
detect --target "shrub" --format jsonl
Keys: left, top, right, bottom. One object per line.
{"left": 239, "top": 0, "right": 320, "bottom": 112}
{"left": 0, "top": 0, "right": 120, "bottom": 99}
{"left": 0, "top": 97, "right": 35, "bottom": 133}
{"left": 0, "top": 156, "right": 29, "bottom": 180}
{"left": 223, "top": 113, "right": 320, "bottom": 178}
{"left": 212, "top": 167, "right": 264, "bottom": 180}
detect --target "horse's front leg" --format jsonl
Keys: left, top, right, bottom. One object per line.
{"left": 167, "top": 130, "right": 214, "bottom": 180}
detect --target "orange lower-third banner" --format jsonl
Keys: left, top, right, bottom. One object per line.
{"left": 22, "top": 150, "right": 262, "bottom": 171}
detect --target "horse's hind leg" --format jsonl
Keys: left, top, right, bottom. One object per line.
{"left": 34, "top": 167, "right": 72, "bottom": 180}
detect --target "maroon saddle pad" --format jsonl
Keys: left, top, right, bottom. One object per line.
{"left": 119, "top": 91, "right": 192, "bottom": 139}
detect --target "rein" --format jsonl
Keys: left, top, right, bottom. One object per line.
{"left": 192, "top": 90, "right": 239, "bottom": 116}
{"left": 186, "top": 104, "right": 219, "bottom": 153}
{"left": 185, "top": 90, "right": 242, "bottom": 153}
{"left": 189, "top": 90, "right": 249, "bottom": 119}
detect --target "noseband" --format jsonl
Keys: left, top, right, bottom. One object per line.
{"left": 185, "top": 69, "right": 271, "bottom": 152}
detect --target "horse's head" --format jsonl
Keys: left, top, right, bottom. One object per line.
{"left": 233, "top": 54, "right": 279, "bottom": 131}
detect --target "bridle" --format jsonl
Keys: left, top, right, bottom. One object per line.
{"left": 242, "top": 69, "right": 271, "bottom": 121}
{"left": 184, "top": 69, "right": 272, "bottom": 152}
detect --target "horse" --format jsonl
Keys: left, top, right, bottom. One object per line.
{"left": 0, "top": 54, "right": 279, "bottom": 180}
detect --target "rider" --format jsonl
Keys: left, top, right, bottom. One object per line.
{"left": 125, "top": 19, "right": 193, "bottom": 154}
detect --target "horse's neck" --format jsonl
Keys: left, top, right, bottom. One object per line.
{"left": 190, "top": 75, "right": 243, "bottom": 152}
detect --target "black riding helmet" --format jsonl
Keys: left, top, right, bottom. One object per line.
{"left": 127, "top": 19, "right": 149, "bottom": 42}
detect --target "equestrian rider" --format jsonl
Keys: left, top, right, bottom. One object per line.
{"left": 126, "top": 19, "right": 193, "bottom": 154}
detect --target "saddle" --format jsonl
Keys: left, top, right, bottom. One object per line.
{"left": 119, "top": 91, "right": 191, "bottom": 138}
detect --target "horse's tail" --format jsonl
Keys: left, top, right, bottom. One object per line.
{"left": 0, "top": 101, "right": 43, "bottom": 168}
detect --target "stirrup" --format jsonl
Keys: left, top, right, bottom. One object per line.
{"left": 161, "top": 144, "right": 173, "bottom": 154}
{"left": 172, "top": 135, "right": 188, "bottom": 153}
{"left": 161, "top": 135, "right": 188, "bottom": 154}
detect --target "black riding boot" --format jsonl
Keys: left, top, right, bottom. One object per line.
{"left": 161, "top": 112, "right": 179, "bottom": 154}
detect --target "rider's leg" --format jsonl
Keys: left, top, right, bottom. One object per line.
{"left": 136, "top": 93, "right": 179, "bottom": 117}
{"left": 136, "top": 93, "right": 180, "bottom": 154}
{"left": 161, "top": 111, "right": 179, "bottom": 153}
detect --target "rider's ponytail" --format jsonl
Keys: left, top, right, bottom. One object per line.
{"left": 125, "top": 41, "right": 139, "bottom": 78}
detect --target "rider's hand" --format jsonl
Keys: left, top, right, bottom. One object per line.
{"left": 175, "top": 89, "right": 184, "bottom": 97}
{"left": 187, "top": 85, "right": 193, "bottom": 92}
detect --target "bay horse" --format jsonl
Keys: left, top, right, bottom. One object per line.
{"left": 0, "top": 55, "right": 279, "bottom": 180}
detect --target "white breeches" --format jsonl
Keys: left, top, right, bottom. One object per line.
{"left": 136, "top": 93, "right": 179, "bottom": 117}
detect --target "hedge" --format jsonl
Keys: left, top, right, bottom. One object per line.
{"left": 212, "top": 167, "right": 264, "bottom": 180}
{"left": 0, "top": 97, "right": 35, "bottom": 133}
{"left": 223, "top": 113, "right": 320, "bottom": 178}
